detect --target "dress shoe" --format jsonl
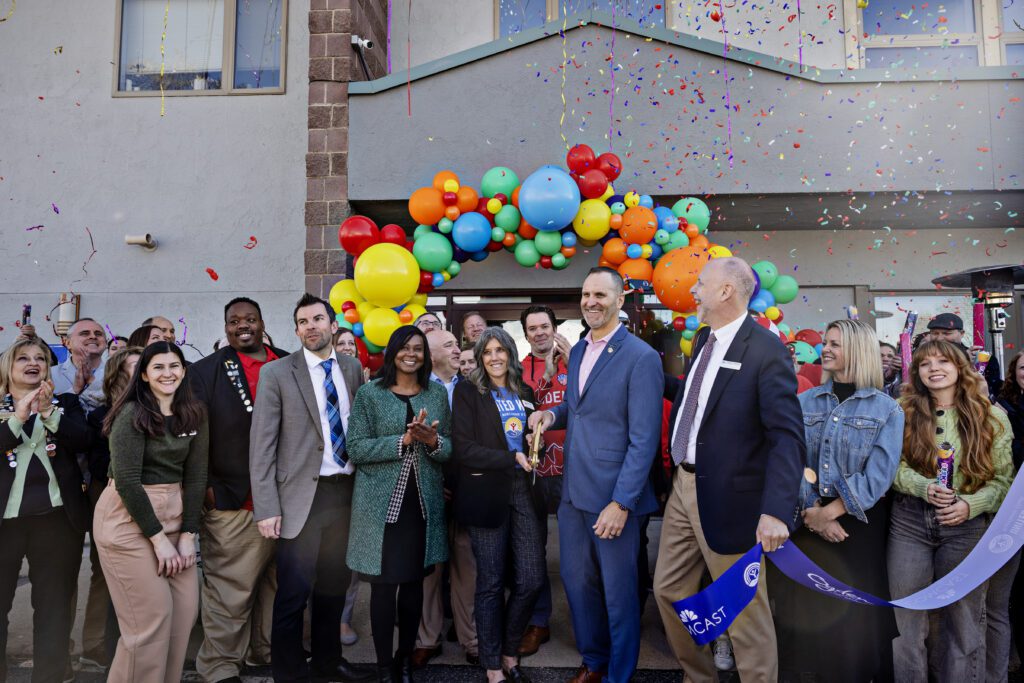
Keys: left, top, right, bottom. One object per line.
{"left": 409, "top": 645, "right": 442, "bottom": 669}
{"left": 568, "top": 663, "right": 606, "bottom": 683}
{"left": 465, "top": 652, "right": 480, "bottom": 666}
{"left": 392, "top": 654, "right": 415, "bottom": 683}
{"left": 376, "top": 665, "right": 396, "bottom": 683}
{"left": 503, "top": 664, "right": 531, "bottom": 683}
{"left": 213, "top": 678, "right": 243, "bottom": 683}
{"left": 312, "top": 657, "right": 377, "bottom": 683}
{"left": 517, "top": 625, "right": 550, "bottom": 656}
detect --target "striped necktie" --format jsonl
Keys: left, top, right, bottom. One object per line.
{"left": 671, "top": 332, "right": 717, "bottom": 466}
{"left": 320, "top": 359, "right": 347, "bottom": 467}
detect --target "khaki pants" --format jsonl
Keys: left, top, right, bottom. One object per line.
{"left": 196, "top": 508, "right": 276, "bottom": 682}
{"left": 417, "top": 520, "right": 477, "bottom": 655}
{"left": 653, "top": 469, "right": 777, "bottom": 683}
{"left": 94, "top": 482, "right": 199, "bottom": 683}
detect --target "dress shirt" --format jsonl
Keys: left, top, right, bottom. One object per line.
{"left": 302, "top": 347, "right": 354, "bottom": 476}
{"left": 578, "top": 323, "right": 622, "bottom": 394}
{"left": 51, "top": 355, "right": 106, "bottom": 414}
{"left": 430, "top": 371, "right": 459, "bottom": 408}
{"left": 672, "top": 312, "right": 746, "bottom": 464}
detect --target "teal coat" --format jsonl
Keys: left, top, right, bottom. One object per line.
{"left": 345, "top": 380, "right": 452, "bottom": 576}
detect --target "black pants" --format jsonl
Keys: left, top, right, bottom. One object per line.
{"left": 0, "top": 509, "right": 84, "bottom": 683}
{"left": 271, "top": 477, "right": 354, "bottom": 682}
{"left": 369, "top": 580, "right": 424, "bottom": 666}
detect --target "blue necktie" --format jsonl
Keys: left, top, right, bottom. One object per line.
{"left": 320, "top": 359, "right": 347, "bottom": 468}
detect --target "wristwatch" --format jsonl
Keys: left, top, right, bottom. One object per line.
{"left": 615, "top": 502, "right": 628, "bottom": 512}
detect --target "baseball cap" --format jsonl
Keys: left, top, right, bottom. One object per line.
{"left": 927, "top": 313, "right": 964, "bottom": 331}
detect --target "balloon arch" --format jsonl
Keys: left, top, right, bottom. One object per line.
{"left": 333, "top": 144, "right": 813, "bottom": 371}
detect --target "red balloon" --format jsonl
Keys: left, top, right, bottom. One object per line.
{"left": 486, "top": 240, "right": 503, "bottom": 252}
{"left": 476, "top": 198, "right": 495, "bottom": 223}
{"left": 579, "top": 169, "right": 609, "bottom": 199}
{"left": 596, "top": 152, "right": 623, "bottom": 181}
{"left": 419, "top": 270, "right": 434, "bottom": 288}
{"left": 494, "top": 193, "right": 508, "bottom": 204}
{"left": 442, "top": 191, "right": 458, "bottom": 206}
{"left": 380, "top": 224, "right": 407, "bottom": 246}
{"left": 794, "top": 329, "right": 822, "bottom": 346}
{"left": 354, "top": 337, "right": 370, "bottom": 368}
{"left": 672, "top": 317, "right": 686, "bottom": 331}
{"left": 338, "top": 215, "right": 380, "bottom": 256}
{"left": 366, "top": 352, "right": 384, "bottom": 373}
{"left": 539, "top": 256, "right": 553, "bottom": 269}
{"left": 566, "top": 144, "right": 596, "bottom": 174}
{"left": 341, "top": 301, "right": 356, "bottom": 312}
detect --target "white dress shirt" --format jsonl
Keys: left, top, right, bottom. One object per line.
{"left": 672, "top": 312, "right": 747, "bottom": 465}
{"left": 303, "top": 347, "right": 354, "bottom": 476}
{"left": 51, "top": 355, "right": 106, "bottom": 414}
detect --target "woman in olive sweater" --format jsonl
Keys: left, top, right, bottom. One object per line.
{"left": 93, "top": 342, "right": 208, "bottom": 683}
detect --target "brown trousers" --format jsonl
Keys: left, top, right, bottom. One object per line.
{"left": 93, "top": 482, "right": 199, "bottom": 683}
{"left": 653, "top": 469, "right": 777, "bottom": 683}
{"left": 196, "top": 507, "right": 276, "bottom": 682}
{"left": 417, "top": 520, "right": 478, "bottom": 655}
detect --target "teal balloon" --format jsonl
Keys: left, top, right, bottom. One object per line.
{"left": 671, "top": 197, "right": 711, "bottom": 232}
{"left": 336, "top": 319, "right": 353, "bottom": 331}
{"left": 791, "top": 340, "right": 817, "bottom": 363}
{"left": 438, "top": 217, "right": 454, "bottom": 234}
{"left": 534, "top": 230, "right": 563, "bottom": 256}
{"left": 491, "top": 227, "right": 506, "bottom": 242}
{"left": 363, "top": 338, "right": 383, "bottom": 354}
{"left": 769, "top": 275, "right": 799, "bottom": 304}
{"left": 494, "top": 205, "right": 521, "bottom": 232}
{"left": 752, "top": 260, "right": 779, "bottom": 289}
{"left": 550, "top": 253, "right": 567, "bottom": 268}
{"left": 447, "top": 261, "right": 461, "bottom": 276}
{"left": 413, "top": 224, "right": 434, "bottom": 239}
{"left": 682, "top": 329, "right": 695, "bottom": 341}
{"left": 610, "top": 202, "right": 627, "bottom": 215}
{"left": 514, "top": 239, "right": 541, "bottom": 267}
{"left": 480, "top": 166, "right": 520, "bottom": 199}
{"left": 666, "top": 231, "right": 689, "bottom": 251}
{"left": 654, "top": 229, "right": 670, "bottom": 246}
{"left": 412, "top": 233, "right": 454, "bottom": 272}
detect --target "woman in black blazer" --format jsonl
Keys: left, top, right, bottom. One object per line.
{"left": 452, "top": 327, "right": 544, "bottom": 683}
{"left": 0, "top": 337, "right": 91, "bottom": 683}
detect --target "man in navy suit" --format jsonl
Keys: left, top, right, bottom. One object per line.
{"left": 652, "top": 257, "right": 805, "bottom": 682}
{"left": 530, "top": 267, "right": 663, "bottom": 683}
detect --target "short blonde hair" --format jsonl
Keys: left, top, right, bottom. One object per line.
{"left": 0, "top": 338, "right": 52, "bottom": 395}
{"left": 821, "top": 319, "right": 884, "bottom": 390}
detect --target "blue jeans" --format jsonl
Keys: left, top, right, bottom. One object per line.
{"left": 529, "top": 475, "right": 562, "bottom": 627}
{"left": 887, "top": 493, "right": 988, "bottom": 683}
{"left": 985, "top": 548, "right": 1022, "bottom": 683}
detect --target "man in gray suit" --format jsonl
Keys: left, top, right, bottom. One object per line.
{"left": 250, "top": 293, "right": 374, "bottom": 683}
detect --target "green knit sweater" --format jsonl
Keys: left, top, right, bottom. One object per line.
{"left": 108, "top": 403, "right": 209, "bottom": 536}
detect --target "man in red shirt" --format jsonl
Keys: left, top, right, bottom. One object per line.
{"left": 518, "top": 304, "right": 570, "bottom": 656}
{"left": 190, "top": 298, "right": 290, "bottom": 683}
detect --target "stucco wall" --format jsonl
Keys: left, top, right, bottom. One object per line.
{"left": 0, "top": 0, "right": 310, "bottom": 357}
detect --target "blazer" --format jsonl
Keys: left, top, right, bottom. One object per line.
{"left": 249, "top": 350, "right": 364, "bottom": 539}
{"left": 451, "top": 380, "right": 536, "bottom": 528}
{"left": 665, "top": 316, "right": 806, "bottom": 555}
{"left": 550, "top": 325, "right": 664, "bottom": 516}
{"left": 345, "top": 380, "right": 452, "bottom": 576}
{"left": 0, "top": 393, "right": 91, "bottom": 533}
{"left": 190, "top": 344, "right": 290, "bottom": 510}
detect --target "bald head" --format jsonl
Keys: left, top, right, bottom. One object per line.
{"left": 426, "top": 329, "right": 460, "bottom": 380}
{"left": 715, "top": 257, "right": 756, "bottom": 301}
{"left": 691, "top": 257, "right": 756, "bottom": 329}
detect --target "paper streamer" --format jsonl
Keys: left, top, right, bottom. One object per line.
{"left": 159, "top": 0, "right": 170, "bottom": 116}
{"left": 717, "top": 0, "right": 734, "bottom": 169}
{"left": 973, "top": 302, "right": 985, "bottom": 349}
{"left": 795, "top": 0, "right": 804, "bottom": 72}
{"left": 0, "top": 0, "right": 14, "bottom": 23}
{"left": 386, "top": 0, "right": 392, "bottom": 74}
{"left": 559, "top": 2, "right": 569, "bottom": 151}
{"left": 406, "top": 0, "right": 412, "bottom": 116}
{"left": 609, "top": 2, "right": 616, "bottom": 150}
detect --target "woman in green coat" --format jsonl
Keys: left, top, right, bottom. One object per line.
{"left": 346, "top": 325, "right": 452, "bottom": 683}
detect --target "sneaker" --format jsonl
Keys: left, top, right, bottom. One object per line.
{"left": 340, "top": 622, "right": 359, "bottom": 646}
{"left": 713, "top": 635, "right": 735, "bottom": 671}
{"left": 77, "top": 657, "right": 107, "bottom": 673}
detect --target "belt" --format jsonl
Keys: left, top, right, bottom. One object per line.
{"left": 678, "top": 461, "right": 696, "bottom": 474}
{"left": 318, "top": 473, "right": 351, "bottom": 483}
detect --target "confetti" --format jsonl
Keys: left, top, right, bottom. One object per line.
{"left": 205, "top": 267, "right": 220, "bottom": 281}
{"left": 25, "top": 225, "right": 43, "bottom": 231}
{"left": 243, "top": 235, "right": 258, "bottom": 250}
{"left": 51, "top": 203, "right": 59, "bottom": 214}
{"left": 53, "top": 45, "right": 62, "bottom": 54}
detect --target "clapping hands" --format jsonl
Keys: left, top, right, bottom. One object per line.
{"left": 403, "top": 407, "right": 439, "bottom": 449}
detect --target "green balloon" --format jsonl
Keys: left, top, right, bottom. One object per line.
{"left": 534, "top": 230, "right": 563, "bottom": 256}
{"left": 654, "top": 229, "right": 670, "bottom": 246}
{"left": 438, "top": 217, "right": 454, "bottom": 234}
{"left": 447, "top": 261, "right": 461, "bottom": 276}
{"left": 552, "top": 256, "right": 570, "bottom": 270}
{"left": 752, "top": 260, "right": 778, "bottom": 289}
{"left": 666, "top": 231, "right": 689, "bottom": 251}
{"left": 769, "top": 275, "right": 799, "bottom": 304}
{"left": 550, "top": 253, "right": 567, "bottom": 268}
{"left": 491, "top": 227, "right": 506, "bottom": 242}
{"left": 412, "top": 233, "right": 454, "bottom": 272}
{"left": 494, "top": 205, "right": 521, "bottom": 232}
{"left": 610, "top": 202, "right": 627, "bottom": 215}
{"left": 671, "top": 196, "right": 711, "bottom": 232}
{"left": 363, "top": 338, "right": 383, "bottom": 354}
{"left": 336, "top": 318, "right": 353, "bottom": 331}
{"left": 514, "top": 239, "right": 541, "bottom": 267}
{"left": 413, "top": 224, "right": 434, "bottom": 239}
{"left": 682, "top": 329, "right": 695, "bottom": 341}
{"left": 480, "top": 166, "right": 520, "bottom": 199}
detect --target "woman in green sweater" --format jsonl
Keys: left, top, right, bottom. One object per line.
{"left": 888, "top": 339, "right": 1013, "bottom": 683}
{"left": 93, "top": 341, "right": 208, "bottom": 683}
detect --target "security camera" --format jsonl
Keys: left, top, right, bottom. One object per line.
{"left": 351, "top": 35, "right": 373, "bottom": 50}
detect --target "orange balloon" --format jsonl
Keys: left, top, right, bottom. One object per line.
{"left": 456, "top": 186, "right": 479, "bottom": 213}
{"left": 408, "top": 187, "right": 446, "bottom": 225}
{"left": 343, "top": 309, "right": 360, "bottom": 323}
{"left": 609, "top": 213, "right": 624, "bottom": 231}
{"left": 399, "top": 309, "right": 414, "bottom": 323}
{"left": 444, "top": 205, "right": 461, "bottom": 221}
{"left": 511, "top": 186, "right": 520, "bottom": 207}
{"left": 620, "top": 206, "right": 658, "bottom": 245}
{"left": 684, "top": 223, "right": 701, "bottom": 239}
{"left": 652, "top": 246, "right": 713, "bottom": 313}
{"left": 618, "top": 258, "right": 653, "bottom": 282}
{"left": 518, "top": 219, "right": 538, "bottom": 240}
{"left": 598, "top": 258, "right": 613, "bottom": 268}
{"left": 601, "top": 237, "right": 628, "bottom": 266}
{"left": 432, "top": 170, "right": 459, "bottom": 192}
{"left": 502, "top": 232, "right": 517, "bottom": 247}
{"left": 689, "top": 234, "right": 709, "bottom": 250}
{"left": 560, "top": 246, "right": 576, "bottom": 258}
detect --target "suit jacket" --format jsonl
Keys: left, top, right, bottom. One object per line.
{"left": 249, "top": 350, "right": 364, "bottom": 539}
{"left": 190, "top": 344, "right": 290, "bottom": 510}
{"left": 0, "top": 393, "right": 91, "bottom": 532}
{"left": 665, "top": 316, "right": 806, "bottom": 554}
{"left": 451, "top": 380, "right": 536, "bottom": 528}
{"left": 550, "top": 325, "right": 664, "bottom": 515}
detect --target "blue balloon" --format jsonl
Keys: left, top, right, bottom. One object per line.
{"left": 749, "top": 297, "right": 768, "bottom": 314}
{"left": 561, "top": 231, "right": 577, "bottom": 247}
{"left": 759, "top": 290, "right": 776, "bottom": 308}
{"left": 352, "top": 322, "right": 364, "bottom": 337}
{"left": 606, "top": 194, "right": 625, "bottom": 206}
{"left": 752, "top": 270, "right": 761, "bottom": 298}
{"left": 685, "top": 315, "right": 700, "bottom": 331}
{"left": 432, "top": 273, "right": 445, "bottom": 287}
{"left": 639, "top": 194, "right": 655, "bottom": 209}
{"left": 470, "top": 250, "right": 489, "bottom": 262}
{"left": 517, "top": 165, "right": 581, "bottom": 232}
{"left": 649, "top": 243, "right": 663, "bottom": 260}
{"left": 815, "top": 343, "right": 824, "bottom": 356}
{"left": 452, "top": 245, "right": 470, "bottom": 263}
{"left": 452, "top": 212, "right": 492, "bottom": 253}
{"left": 626, "top": 244, "right": 643, "bottom": 259}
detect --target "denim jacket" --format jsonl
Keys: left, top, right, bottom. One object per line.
{"left": 798, "top": 381, "right": 905, "bottom": 523}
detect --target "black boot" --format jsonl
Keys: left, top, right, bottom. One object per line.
{"left": 376, "top": 664, "right": 397, "bottom": 683}
{"left": 392, "top": 653, "right": 415, "bottom": 683}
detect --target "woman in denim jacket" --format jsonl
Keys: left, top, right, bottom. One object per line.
{"left": 772, "top": 320, "right": 904, "bottom": 683}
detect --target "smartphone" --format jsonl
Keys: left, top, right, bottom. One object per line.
{"left": 21, "top": 304, "right": 31, "bottom": 326}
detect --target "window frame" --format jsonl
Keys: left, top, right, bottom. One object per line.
{"left": 492, "top": 0, "right": 668, "bottom": 39}
{"left": 995, "top": 0, "right": 1024, "bottom": 66}
{"left": 112, "top": 0, "right": 288, "bottom": 98}
{"left": 854, "top": 0, "right": 985, "bottom": 68}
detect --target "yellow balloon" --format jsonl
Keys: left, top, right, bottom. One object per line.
{"left": 443, "top": 179, "right": 459, "bottom": 193}
{"left": 363, "top": 308, "right": 402, "bottom": 347}
{"left": 409, "top": 293, "right": 428, "bottom": 307}
{"left": 624, "top": 191, "right": 640, "bottom": 208}
{"left": 328, "top": 279, "right": 364, "bottom": 313}
{"left": 486, "top": 198, "right": 503, "bottom": 215}
{"left": 578, "top": 238, "right": 598, "bottom": 248}
{"left": 765, "top": 306, "right": 781, "bottom": 321}
{"left": 679, "top": 337, "right": 693, "bottom": 357}
{"left": 641, "top": 244, "right": 653, "bottom": 259}
{"left": 573, "top": 199, "right": 612, "bottom": 241}
{"left": 354, "top": 243, "right": 421, "bottom": 309}
{"left": 356, "top": 301, "right": 377, "bottom": 321}
{"left": 403, "top": 303, "right": 427, "bottom": 321}
{"left": 599, "top": 183, "right": 615, "bottom": 201}
{"left": 708, "top": 245, "right": 733, "bottom": 259}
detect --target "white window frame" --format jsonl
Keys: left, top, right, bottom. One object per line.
{"left": 112, "top": 0, "right": 288, "bottom": 97}
{"left": 493, "top": 0, "right": 668, "bottom": 39}
{"left": 992, "top": 0, "right": 1024, "bottom": 65}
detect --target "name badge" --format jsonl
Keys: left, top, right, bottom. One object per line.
{"left": 522, "top": 401, "right": 535, "bottom": 410}
{"left": 720, "top": 361, "right": 742, "bottom": 371}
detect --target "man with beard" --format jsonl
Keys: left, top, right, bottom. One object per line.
{"left": 250, "top": 294, "right": 373, "bottom": 683}
{"left": 52, "top": 318, "right": 107, "bottom": 413}
{"left": 190, "top": 298, "right": 289, "bottom": 683}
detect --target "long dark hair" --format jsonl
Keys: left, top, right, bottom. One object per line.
{"left": 103, "top": 342, "right": 205, "bottom": 437}
{"left": 127, "top": 324, "right": 160, "bottom": 349}
{"left": 999, "top": 351, "right": 1024, "bottom": 407}
{"left": 469, "top": 327, "right": 530, "bottom": 400}
{"left": 375, "top": 325, "right": 432, "bottom": 390}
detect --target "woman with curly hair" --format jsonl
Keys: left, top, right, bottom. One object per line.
{"left": 888, "top": 340, "right": 1013, "bottom": 682}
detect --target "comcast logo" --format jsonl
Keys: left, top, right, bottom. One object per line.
{"left": 679, "top": 609, "right": 699, "bottom": 624}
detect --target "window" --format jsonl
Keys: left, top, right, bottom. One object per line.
{"left": 857, "top": 0, "right": 984, "bottom": 69}
{"left": 1001, "top": 0, "right": 1024, "bottom": 64}
{"left": 497, "top": 0, "right": 665, "bottom": 38}
{"left": 115, "top": 0, "right": 286, "bottom": 95}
